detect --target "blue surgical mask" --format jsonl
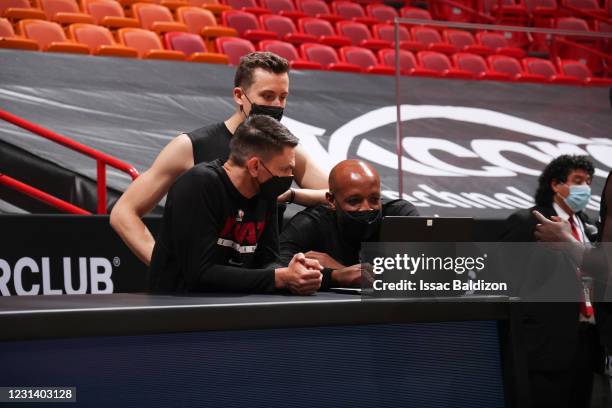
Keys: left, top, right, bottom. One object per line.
{"left": 564, "top": 184, "right": 591, "bottom": 213}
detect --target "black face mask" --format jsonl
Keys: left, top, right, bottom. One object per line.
{"left": 258, "top": 160, "right": 293, "bottom": 200}
{"left": 336, "top": 206, "right": 383, "bottom": 244}
{"left": 242, "top": 90, "right": 284, "bottom": 122}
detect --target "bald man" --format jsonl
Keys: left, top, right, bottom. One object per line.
{"left": 279, "top": 159, "right": 419, "bottom": 289}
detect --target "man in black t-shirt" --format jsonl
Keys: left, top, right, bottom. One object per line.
{"left": 111, "top": 52, "right": 329, "bottom": 267}
{"left": 150, "top": 116, "right": 322, "bottom": 294}
{"left": 280, "top": 160, "right": 419, "bottom": 289}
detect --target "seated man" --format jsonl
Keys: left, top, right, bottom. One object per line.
{"left": 280, "top": 159, "right": 419, "bottom": 289}
{"left": 149, "top": 115, "right": 322, "bottom": 295}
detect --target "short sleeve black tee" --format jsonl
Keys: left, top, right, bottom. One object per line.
{"left": 187, "top": 122, "right": 233, "bottom": 165}
{"left": 150, "top": 159, "right": 280, "bottom": 293}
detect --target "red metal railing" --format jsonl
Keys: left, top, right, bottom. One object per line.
{"left": 0, "top": 109, "right": 139, "bottom": 215}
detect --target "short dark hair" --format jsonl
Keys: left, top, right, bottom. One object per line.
{"left": 234, "top": 52, "right": 290, "bottom": 89}
{"left": 229, "top": 115, "right": 299, "bottom": 166}
{"left": 534, "top": 155, "right": 595, "bottom": 207}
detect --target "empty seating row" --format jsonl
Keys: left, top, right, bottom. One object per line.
{"left": 421, "top": 0, "right": 612, "bottom": 27}
{"left": 1, "top": 0, "right": 609, "bottom": 83}
{"left": 224, "top": 0, "right": 433, "bottom": 24}
{"left": 0, "top": 17, "right": 229, "bottom": 62}
{"left": 213, "top": 35, "right": 611, "bottom": 85}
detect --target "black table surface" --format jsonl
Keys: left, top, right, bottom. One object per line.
{"left": 0, "top": 292, "right": 511, "bottom": 341}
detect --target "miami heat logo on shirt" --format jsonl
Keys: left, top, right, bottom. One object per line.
{"left": 217, "top": 209, "right": 266, "bottom": 255}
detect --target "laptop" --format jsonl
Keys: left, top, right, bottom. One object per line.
{"left": 330, "top": 217, "right": 474, "bottom": 295}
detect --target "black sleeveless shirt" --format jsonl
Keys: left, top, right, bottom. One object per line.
{"left": 186, "top": 122, "right": 233, "bottom": 165}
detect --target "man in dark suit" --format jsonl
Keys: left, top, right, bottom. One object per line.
{"left": 501, "top": 155, "right": 600, "bottom": 408}
{"left": 592, "top": 171, "right": 612, "bottom": 356}
{"left": 534, "top": 169, "right": 612, "bottom": 403}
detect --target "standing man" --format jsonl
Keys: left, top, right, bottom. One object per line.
{"left": 501, "top": 155, "right": 599, "bottom": 408}
{"left": 280, "top": 160, "right": 419, "bottom": 289}
{"left": 111, "top": 52, "right": 329, "bottom": 266}
{"left": 150, "top": 115, "right": 322, "bottom": 294}
{"left": 534, "top": 169, "right": 612, "bottom": 402}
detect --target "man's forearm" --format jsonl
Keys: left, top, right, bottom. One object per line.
{"left": 110, "top": 211, "right": 155, "bottom": 266}
{"left": 292, "top": 188, "right": 327, "bottom": 206}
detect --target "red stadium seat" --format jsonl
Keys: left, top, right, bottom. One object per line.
{"left": 154, "top": 0, "right": 191, "bottom": 12}
{"left": 164, "top": 31, "right": 230, "bottom": 63}
{"left": 487, "top": 54, "right": 548, "bottom": 82}
{"left": 260, "top": 14, "right": 316, "bottom": 45}
{"left": 215, "top": 36, "right": 255, "bottom": 65}
{"left": 481, "top": 0, "right": 528, "bottom": 25}
{"left": 117, "top": 27, "right": 185, "bottom": 59}
{"left": 295, "top": 0, "right": 342, "bottom": 24}
{"left": 330, "top": 1, "right": 377, "bottom": 26}
{"left": 67, "top": 23, "right": 138, "bottom": 57}
{"left": 176, "top": 7, "right": 236, "bottom": 52}
{"left": 260, "top": 0, "right": 306, "bottom": 22}
{"left": 194, "top": 0, "right": 231, "bottom": 16}
{"left": 443, "top": 29, "right": 492, "bottom": 55}
{"left": 556, "top": 17, "right": 591, "bottom": 32}
{"left": 499, "top": 29, "right": 531, "bottom": 50}
{"left": 82, "top": 0, "right": 139, "bottom": 29}
{"left": 557, "top": 58, "right": 612, "bottom": 85}
{"left": 378, "top": 48, "right": 441, "bottom": 76}
{"left": 17, "top": 19, "right": 90, "bottom": 53}
{"left": 522, "top": 57, "right": 584, "bottom": 84}
{"left": 417, "top": 50, "right": 474, "bottom": 78}
{"left": 258, "top": 39, "right": 322, "bottom": 69}
{"left": 554, "top": 17, "right": 604, "bottom": 74}
{"left": 452, "top": 52, "right": 512, "bottom": 80}
{"left": 0, "top": 17, "right": 39, "bottom": 50}
{"left": 299, "top": 42, "right": 363, "bottom": 72}
{"left": 123, "top": 0, "right": 187, "bottom": 12}
{"left": 225, "top": 0, "right": 270, "bottom": 16}
{"left": 428, "top": 0, "right": 473, "bottom": 23}
{"left": 476, "top": 31, "right": 526, "bottom": 59}
{"left": 563, "top": 0, "right": 608, "bottom": 19}
{"left": 410, "top": 26, "right": 455, "bottom": 55}
{"left": 372, "top": 23, "right": 425, "bottom": 52}
{"left": 399, "top": 6, "right": 432, "bottom": 20}
{"left": 338, "top": 45, "right": 395, "bottom": 75}
{"left": 176, "top": 6, "right": 237, "bottom": 37}
{"left": 38, "top": 0, "right": 94, "bottom": 25}
{"left": 336, "top": 20, "right": 391, "bottom": 50}
{"left": 524, "top": 0, "right": 557, "bottom": 27}
{"left": 365, "top": 3, "right": 398, "bottom": 24}
{"left": 298, "top": 17, "right": 351, "bottom": 47}
{"left": 222, "top": 10, "right": 278, "bottom": 41}
{"left": 0, "top": 0, "right": 46, "bottom": 23}
{"left": 132, "top": 3, "right": 188, "bottom": 34}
